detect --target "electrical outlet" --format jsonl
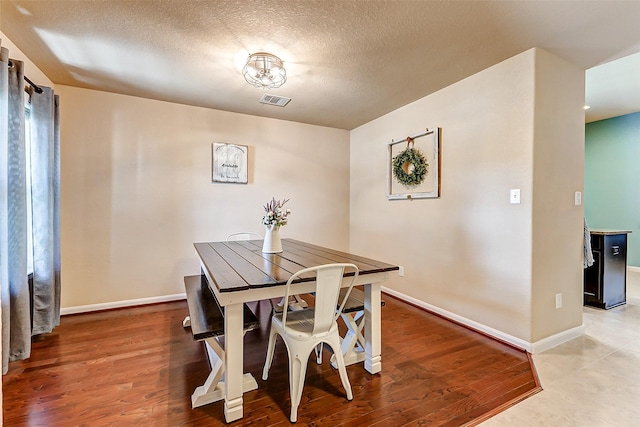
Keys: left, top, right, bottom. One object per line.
{"left": 398, "top": 266, "right": 404, "bottom": 277}
{"left": 555, "top": 293, "right": 562, "bottom": 309}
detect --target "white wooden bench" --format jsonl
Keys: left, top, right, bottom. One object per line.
{"left": 183, "top": 275, "right": 260, "bottom": 408}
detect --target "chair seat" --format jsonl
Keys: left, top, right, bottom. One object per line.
{"left": 272, "top": 308, "right": 337, "bottom": 339}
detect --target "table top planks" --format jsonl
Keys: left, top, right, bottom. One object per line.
{"left": 195, "top": 238, "right": 399, "bottom": 293}
{"left": 284, "top": 240, "right": 399, "bottom": 273}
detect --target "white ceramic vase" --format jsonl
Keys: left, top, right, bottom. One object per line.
{"left": 262, "top": 224, "right": 283, "bottom": 253}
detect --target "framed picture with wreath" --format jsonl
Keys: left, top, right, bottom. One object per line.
{"left": 386, "top": 127, "right": 440, "bottom": 200}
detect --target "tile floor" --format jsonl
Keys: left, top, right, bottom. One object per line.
{"left": 482, "top": 268, "right": 640, "bottom": 426}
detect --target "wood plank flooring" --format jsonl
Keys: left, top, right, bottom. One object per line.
{"left": 3, "top": 294, "right": 541, "bottom": 426}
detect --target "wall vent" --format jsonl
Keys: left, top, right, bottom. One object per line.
{"left": 259, "top": 94, "right": 291, "bottom": 107}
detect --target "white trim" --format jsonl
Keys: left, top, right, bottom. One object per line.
{"left": 530, "top": 324, "right": 585, "bottom": 353}
{"left": 62, "top": 286, "right": 589, "bottom": 352}
{"left": 61, "top": 293, "right": 186, "bottom": 315}
{"left": 628, "top": 266, "right": 640, "bottom": 273}
{"left": 381, "top": 286, "right": 584, "bottom": 353}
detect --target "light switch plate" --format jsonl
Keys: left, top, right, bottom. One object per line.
{"left": 575, "top": 191, "right": 582, "bottom": 206}
{"left": 510, "top": 189, "right": 521, "bottom": 204}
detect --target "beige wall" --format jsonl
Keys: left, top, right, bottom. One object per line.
{"left": 531, "top": 50, "right": 585, "bottom": 342}
{"left": 350, "top": 48, "right": 585, "bottom": 349}
{"left": 57, "top": 86, "right": 350, "bottom": 308}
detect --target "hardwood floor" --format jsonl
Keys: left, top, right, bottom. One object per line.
{"left": 3, "top": 295, "right": 540, "bottom": 426}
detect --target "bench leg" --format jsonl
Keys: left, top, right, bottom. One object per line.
{"left": 331, "top": 310, "right": 366, "bottom": 368}
{"left": 191, "top": 334, "right": 259, "bottom": 409}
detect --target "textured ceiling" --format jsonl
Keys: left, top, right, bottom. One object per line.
{"left": 2, "top": 0, "right": 640, "bottom": 130}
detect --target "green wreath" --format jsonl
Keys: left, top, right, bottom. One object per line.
{"left": 392, "top": 147, "right": 428, "bottom": 187}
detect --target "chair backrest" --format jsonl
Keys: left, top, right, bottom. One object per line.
{"left": 226, "top": 232, "right": 262, "bottom": 242}
{"left": 281, "top": 263, "right": 359, "bottom": 335}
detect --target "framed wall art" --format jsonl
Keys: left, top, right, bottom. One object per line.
{"left": 212, "top": 142, "right": 248, "bottom": 184}
{"left": 387, "top": 127, "right": 440, "bottom": 200}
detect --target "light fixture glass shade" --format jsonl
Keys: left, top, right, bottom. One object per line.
{"left": 242, "top": 52, "right": 287, "bottom": 89}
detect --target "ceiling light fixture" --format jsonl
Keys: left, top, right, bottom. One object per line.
{"left": 242, "top": 52, "right": 287, "bottom": 89}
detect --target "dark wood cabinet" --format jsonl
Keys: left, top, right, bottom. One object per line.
{"left": 584, "top": 230, "right": 631, "bottom": 309}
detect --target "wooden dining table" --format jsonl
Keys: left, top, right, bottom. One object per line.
{"left": 194, "top": 238, "right": 398, "bottom": 423}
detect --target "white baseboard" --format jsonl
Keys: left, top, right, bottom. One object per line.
{"left": 381, "top": 286, "right": 584, "bottom": 354}
{"left": 61, "top": 293, "right": 186, "bottom": 315}
{"left": 629, "top": 266, "right": 640, "bottom": 273}
{"left": 530, "top": 324, "right": 585, "bottom": 353}
{"left": 63, "top": 287, "right": 588, "bottom": 353}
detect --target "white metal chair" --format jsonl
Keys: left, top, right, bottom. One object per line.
{"left": 226, "top": 232, "right": 262, "bottom": 241}
{"left": 262, "top": 263, "right": 359, "bottom": 423}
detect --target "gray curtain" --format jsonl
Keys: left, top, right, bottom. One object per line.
{"left": 1, "top": 41, "right": 61, "bottom": 374}
{"left": 29, "top": 86, "right": 61, "bottom": 335}
{"left": 1, "top": 47, "right": 30, "bottom": 374}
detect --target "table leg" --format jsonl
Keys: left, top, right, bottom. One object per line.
{"left": 191, "top": 335, "right": 258, "bottom": 409}
{"left": 364, "top": 282, "right": 382, "bottom": 374}
{"left": 223, "top": 302, "right": 245, "bottom": 422}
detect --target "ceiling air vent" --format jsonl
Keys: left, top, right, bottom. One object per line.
{"left": 259, "top": 94, "right": 291, "bottom": 107}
